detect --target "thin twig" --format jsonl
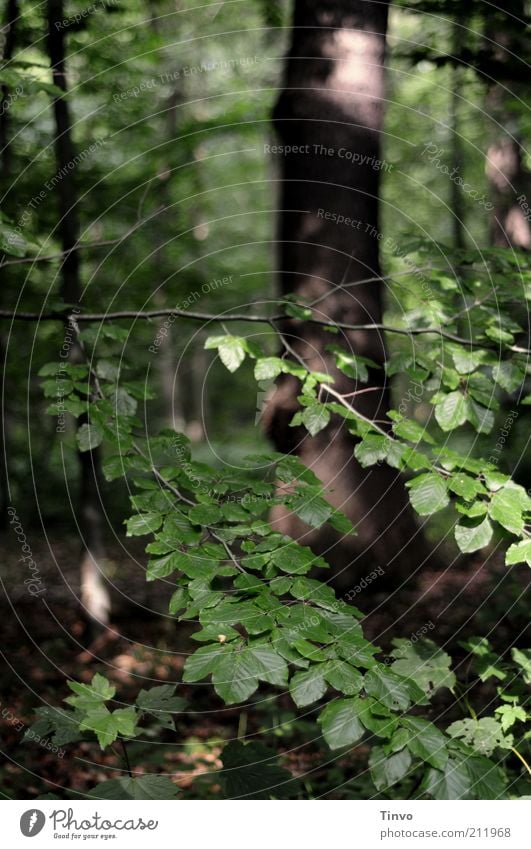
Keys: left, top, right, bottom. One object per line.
{"left": 120, "top": 739, "right": 134, "bottom": 778}
{"left": 0, "top": 211, "right": 164, "bottom": 268}
{"left": 0, "top": 305, "right": 526, "bottom": 355}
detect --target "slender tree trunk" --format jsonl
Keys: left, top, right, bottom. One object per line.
{"left": 449, "top": 22, "right": 465, "bottom": 250}
{"left": 484, "top": 3, "right": 529, "bottom": 249}
{"left": 266, "top": 0, "right": 431, "bottom": 583}
{"left": 486, "top": 93, "right": 530, "bottom": 249}
{"left": 47, "top": 0, "right": 110, "bottom": 626}
{"left": 0, "top": 0, "right": 18, "bottom": 174}
{"left": 0, "top": 0, "right": 19, "bottom": 529}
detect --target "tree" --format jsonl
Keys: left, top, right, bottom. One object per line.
{"left": 266, "top": 0, "right": 430, "bottom": 580}
{"left": 47, "top": 0, "right": 110, "bottom": 626}
{"left": 484, "top": 1, "right": 530, "bottom": 248}
{"left": 0, "top": 0, "right": 19, "bottom": 528}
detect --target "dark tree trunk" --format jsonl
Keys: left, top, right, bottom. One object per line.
{"left": 0, "top": 0, "right": 18, "bottom": 175}
{"left": 486, "top": 92, "right": 530, "bottom": 250}
{"left": 266, "top": 0, "right": 431, "bottom": 583}
{"left": 0, "top": 0, "right": 19, "bottom": 529}
{"left": 449, "top": 22, "right": 465, "bottom": 250}
{"left": 47, "top": 0, "right": 110, "bottom": 626}
{"left": 484, "top": 3, "right": 529, "bottom": 249}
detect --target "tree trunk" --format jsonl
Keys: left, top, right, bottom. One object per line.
{"left": 486, "top": 94, "right": 530, "bottom": 250}
{"left": 449, "top": 21, "right": 465, "bottom": 250}
{"left": 484, "top": 3, "right": 530, "bottom": 249}
{"left": 266, "top": 0, "right": 430, "bottom": 583}
{"left": 0, "top": 0, "right": 18, "bottom": 175}
{"left": 0, "top": 0, "right": 19, "bottom": 529}
{"left": 47, "top": 0, "right": 110, "bottom": 626}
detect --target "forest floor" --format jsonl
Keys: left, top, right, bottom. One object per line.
{"left": 0, "top": 532, "right": 528, "bottom": 799}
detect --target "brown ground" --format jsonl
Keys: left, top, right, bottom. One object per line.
{"left": 0, "top": 533, "right": 528, "bottom": 799}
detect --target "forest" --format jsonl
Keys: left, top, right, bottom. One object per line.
{"left": 0, "top": 0, "right": 529, "bottom": 804}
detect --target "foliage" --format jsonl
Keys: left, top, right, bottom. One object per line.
{"left": 3, "top": 0, "right": 529, "bottom": 802}
{"left": 31, "top": 288, "right": 531, "bottom": 797}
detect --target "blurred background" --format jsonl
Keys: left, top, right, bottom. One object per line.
{"left": 0, "top": 0, "right": 529, "bottom": 798}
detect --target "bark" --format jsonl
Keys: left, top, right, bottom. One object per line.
{"left": 0, "top": 0, "right": 19, "bottom": 528}
{"left": 0, "top": 0, "right": 18, "bottom": 174}
{"left": 449, "top": 22, "right": 465, "bottom": 250}
{"left": 148, "top": 7, "right": 186, "bottom": 433}
{"left": 266, "top": 0, "right": 431, "bottom": 583}
{"left": 486, "top": 94, "right": 530, "bottom": 249}
{"left": 47, "top": 0, "right": 110, "bottom": 626}
{"left": 484, "top": 3, "right": 529, "bottom": 249}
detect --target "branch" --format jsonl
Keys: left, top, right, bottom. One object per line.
{"left": 0, "top": 211, "right": 164, "bottom": 268}
{"left": 0, "top": 305, "right": 528, "bottom": 355}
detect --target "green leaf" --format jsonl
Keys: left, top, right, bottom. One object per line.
{"left": 406, "top": 473, "right": 449, "bottom": 516}
{"left": 461, "top": 637, "right": 507, "bottom": 682}
{"left": 288, "top": 490, "right": 333, "bottom": 528}
{"left": 391, "top": 638, "right": 456, "bottom": 694}
{"left": 495, "top": 704, "right": 527, "bottom": 732}
{"left": 25, "top": 706, "right": 84, "bottom": 747}
{"left": 205, "top": 335, "right": 246, "bottom": 372}
{"left": 136, "top": 684, "right": 187, "bottom": 726}
{"left": 489, "top": 483, "right": 528, "bottom": 535}
{"left": 113, "top": 388, "right": 138, "bottom": 416}
{"left": 354, "top": 697, "right": 397, "bottom": 738}
{"left": 292, "top": 639, "right": 329, "bottom": 662}
{"left": 289, "top": 576, "right": 341, "bottom": 612}
{"left": 465, "top": 756, "right": 506, "bottom": 800}
{"left": 188, "top": 503, "right": 223, "bottom": 524}
{"left": 65, "top": 673, "right": 115, "bottom": 712}
{"left": 485, "top": 325, "right": 514, "bottom": 344}
{"left": 402, "top": 717, "right": 448, "bottom": 770}
{"left": 466, "top": 399, "right": 494, "bottom": 434}
{"left": 162, "top": 513, "right": 202, "bottom": 545}
{"left": 285, "top": 301, "right": 312, "bottom": 320}
{"left": 212, "top": 651, "right": 259, "bottom": 704}
{"left": 317, "top": 699, "right": 365, "bottom": 749}
{"left": 220, "top": 741, "right": 296, "bottom": 799}
{"left": 512, "top": 647, "right": 531, "bottom": 684}
{"left": 76, "top": 423, "right": 104, "bottom": 452}
{"left": 337, "top": 633, "right": 380, "bottom": 668}
{"left": 168, "top": 587, "right": 189, "bottom": 615}
{"left": 183, "top": 644, "right": 229, "bottom": 682}
{"left": 323, "top": 661, "right": 364, "bottom": 695}
{"left": 505, "top": 539, "right": 531, "bottom": 566}
{"left": 447, "top": 717, "right": 512, "bottom": 756}
{"left": 201, "top": 600, "right": 271, "bottom": 633}
{"left": 125, "top": 512, "right": 164, "bottom": 536}
{"left": 271, "top": 543, "right": 320, "bottom": 575}
{"left": 0, "top": 223, "right": 27, "bottom": 256}
{"left": 289, "top": 667, "right": 327, "bottom": 707}
{"left": 447, "top": 473, "right": 486, "bottom": 501}
{"left": 364, "top": 667, "right": 423, "bottom": 711}
{"left": 96, "top": 360, "right": 120, "bottom": 381}
{"left": 146, "top": 551, "right": 188, "bottom": 580}
{"left": 331, "top": 349, "right": 373, "bottom": 382}
{"left": 90, "top": 775, "right": 179, "bottom": 800}
{"left": 354, "top": 435, "right": 388, "bottom": 467}
{"left": 369, "top": 745, "right": 412, "bottom": 791}
{"left": 421, "top": 758, "right": 472, "bottom": 800}
{"left": 434, "top": 391, "right": 467, "bottom": 431}
{"left": 254, "top": 358, "right": 283, "bottom": 380}
{"left": 450, "top": 347, "right": 487, "bottom": 374}
{"left": 79, "top": 706, "right": 138, "bottom": 750}
{"left": 392, "top": 417, "right": 434, "bottom": 445}
{"left": 301, "top": 404, "right": 330, "bottom": 436}
{"left": 213, "top": 645, "right": 288, "bottom": 705}
{"left": 454, "top": 517, "right": 493, "bottom": 553}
